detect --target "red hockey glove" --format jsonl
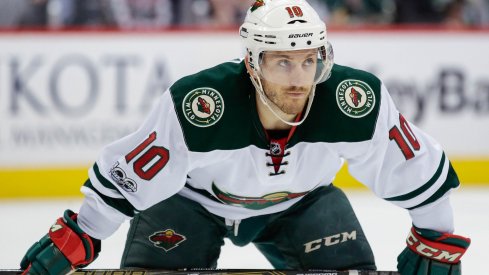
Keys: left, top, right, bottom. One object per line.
{"left": 397, "top": 226, "right": 470, "bottom": 275}
{"left": 20, "top": 210, "right": 101, "bottom": 275}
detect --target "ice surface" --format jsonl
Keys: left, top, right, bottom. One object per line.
{"left": 1, "top": 186, "right": 486, "bottom": 273}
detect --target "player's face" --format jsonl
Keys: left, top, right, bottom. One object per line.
{"left": 259, "top": 49, "right": 317, "bottom": 115}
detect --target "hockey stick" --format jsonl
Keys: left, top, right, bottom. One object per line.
{"left": 0, "top": 269, "right": 400, "bottom": 275}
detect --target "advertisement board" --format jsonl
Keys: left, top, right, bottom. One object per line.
{"left": 1, "top": 30, "right": 487, "bottom": 197}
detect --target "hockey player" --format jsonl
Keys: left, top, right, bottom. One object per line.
{"left": 20, "top": 0, "right": 470, "bottom": 274}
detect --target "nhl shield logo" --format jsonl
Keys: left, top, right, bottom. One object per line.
{"left": 336, "top": 79, "right": 375, "bottom": 118}
{"left": 270, "top": 141, "right": 282, "bottom": 156}
{"left": 149, "top": 229, "right": 186, "bottom": 252}
{"left": 182, "top": 87, "right": 224, "bottom": 127}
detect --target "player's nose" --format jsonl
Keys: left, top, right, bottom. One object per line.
{"left": 287, "top": 67, "right": 309, "bottom": 86}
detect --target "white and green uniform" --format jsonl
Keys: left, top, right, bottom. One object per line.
{"left": 76, "top": 60, "right": 459, "bottom": 269}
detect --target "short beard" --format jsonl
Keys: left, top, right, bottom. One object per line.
{"left": 262, "top": 84, "right": 310, "bottom": 115}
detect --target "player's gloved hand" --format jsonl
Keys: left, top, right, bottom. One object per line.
{"left": 397, "top": 225, "right": 470, "bottom": 275}
{"left": 20, "top": 209, "right": 101, "bottom": 275}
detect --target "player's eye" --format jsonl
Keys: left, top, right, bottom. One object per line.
{"left": 278, "top": 59, "right": 291, "bottom": 68}
{"left": 303, "top": 57, "right": 315, "bottom": 67}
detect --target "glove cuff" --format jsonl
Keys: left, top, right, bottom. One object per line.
{"left": 48, "top": 210, "right": 100, "bottom": 268}
{"left": 406, "top": 226, "right": 469, "bottom": 264}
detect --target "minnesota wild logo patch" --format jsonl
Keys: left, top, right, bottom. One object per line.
{"left": 336, "top": 79, "right": 375, "bottom": 118}
{"left": 149, "top": 229, "right": 186, "bottom": 252}
{"left": 182, "top": 87, "right": 224, "bottom": 127}
{"left": 251, "top": 0, "right": 265, "bottom": 12}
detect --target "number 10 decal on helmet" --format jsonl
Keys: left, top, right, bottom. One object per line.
{"left": 240, "top": 0, "right": 334, "bottom": 126}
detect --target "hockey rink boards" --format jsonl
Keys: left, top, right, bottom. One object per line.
{"left": 0, "top": 270, "right": 399, "bottom": 275}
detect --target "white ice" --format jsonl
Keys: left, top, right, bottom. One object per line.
{"left": 1, "top": 186, "right": 487, "bottom": 273}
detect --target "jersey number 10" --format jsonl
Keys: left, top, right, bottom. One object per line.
{"left": 389, "top": 114, "right": 420, "bottom": 160}
{"left": 125, "top": 131, "right": 170, "bottom": 180}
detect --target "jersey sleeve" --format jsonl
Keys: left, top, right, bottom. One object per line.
{"left": 345, "top": 82, "right": 460, "bottom": 233}
{"left": 78, "top": 90, "right": 191, "bottom": 239}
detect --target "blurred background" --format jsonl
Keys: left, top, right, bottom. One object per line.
{"left": 0, "top": 0, "right": 488, "bottom": 273}
{"left": 1, "top": 0, "right": 489, "bottom": 29}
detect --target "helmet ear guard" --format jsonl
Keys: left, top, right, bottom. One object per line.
{"left": 317, "top": 41, "right": 334, "bottom": 83}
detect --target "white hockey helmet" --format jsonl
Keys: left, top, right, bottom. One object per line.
{"left": 239, "top": 0, "right": 334, "bottom": 126}
{"left": 240, "top": 0, "right": 333, "bottom": 84}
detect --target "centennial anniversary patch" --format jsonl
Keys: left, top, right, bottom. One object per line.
{"left": 182, "top": 87, "right": 224, "bottom": 127}
{"left": 336, "top": 79, "right": 375, "bottom": 118}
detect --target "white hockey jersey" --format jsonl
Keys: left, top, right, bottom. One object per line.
{"left": 77, "top": 61, "right": 459, "bottom": 240}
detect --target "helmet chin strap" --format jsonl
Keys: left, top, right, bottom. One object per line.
{"left": 249, "top": 74, "right": 316, "bottom": 127}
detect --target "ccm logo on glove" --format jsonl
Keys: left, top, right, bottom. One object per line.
{"left": 406, "top": 227, "right": 467, "bottom": 263}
